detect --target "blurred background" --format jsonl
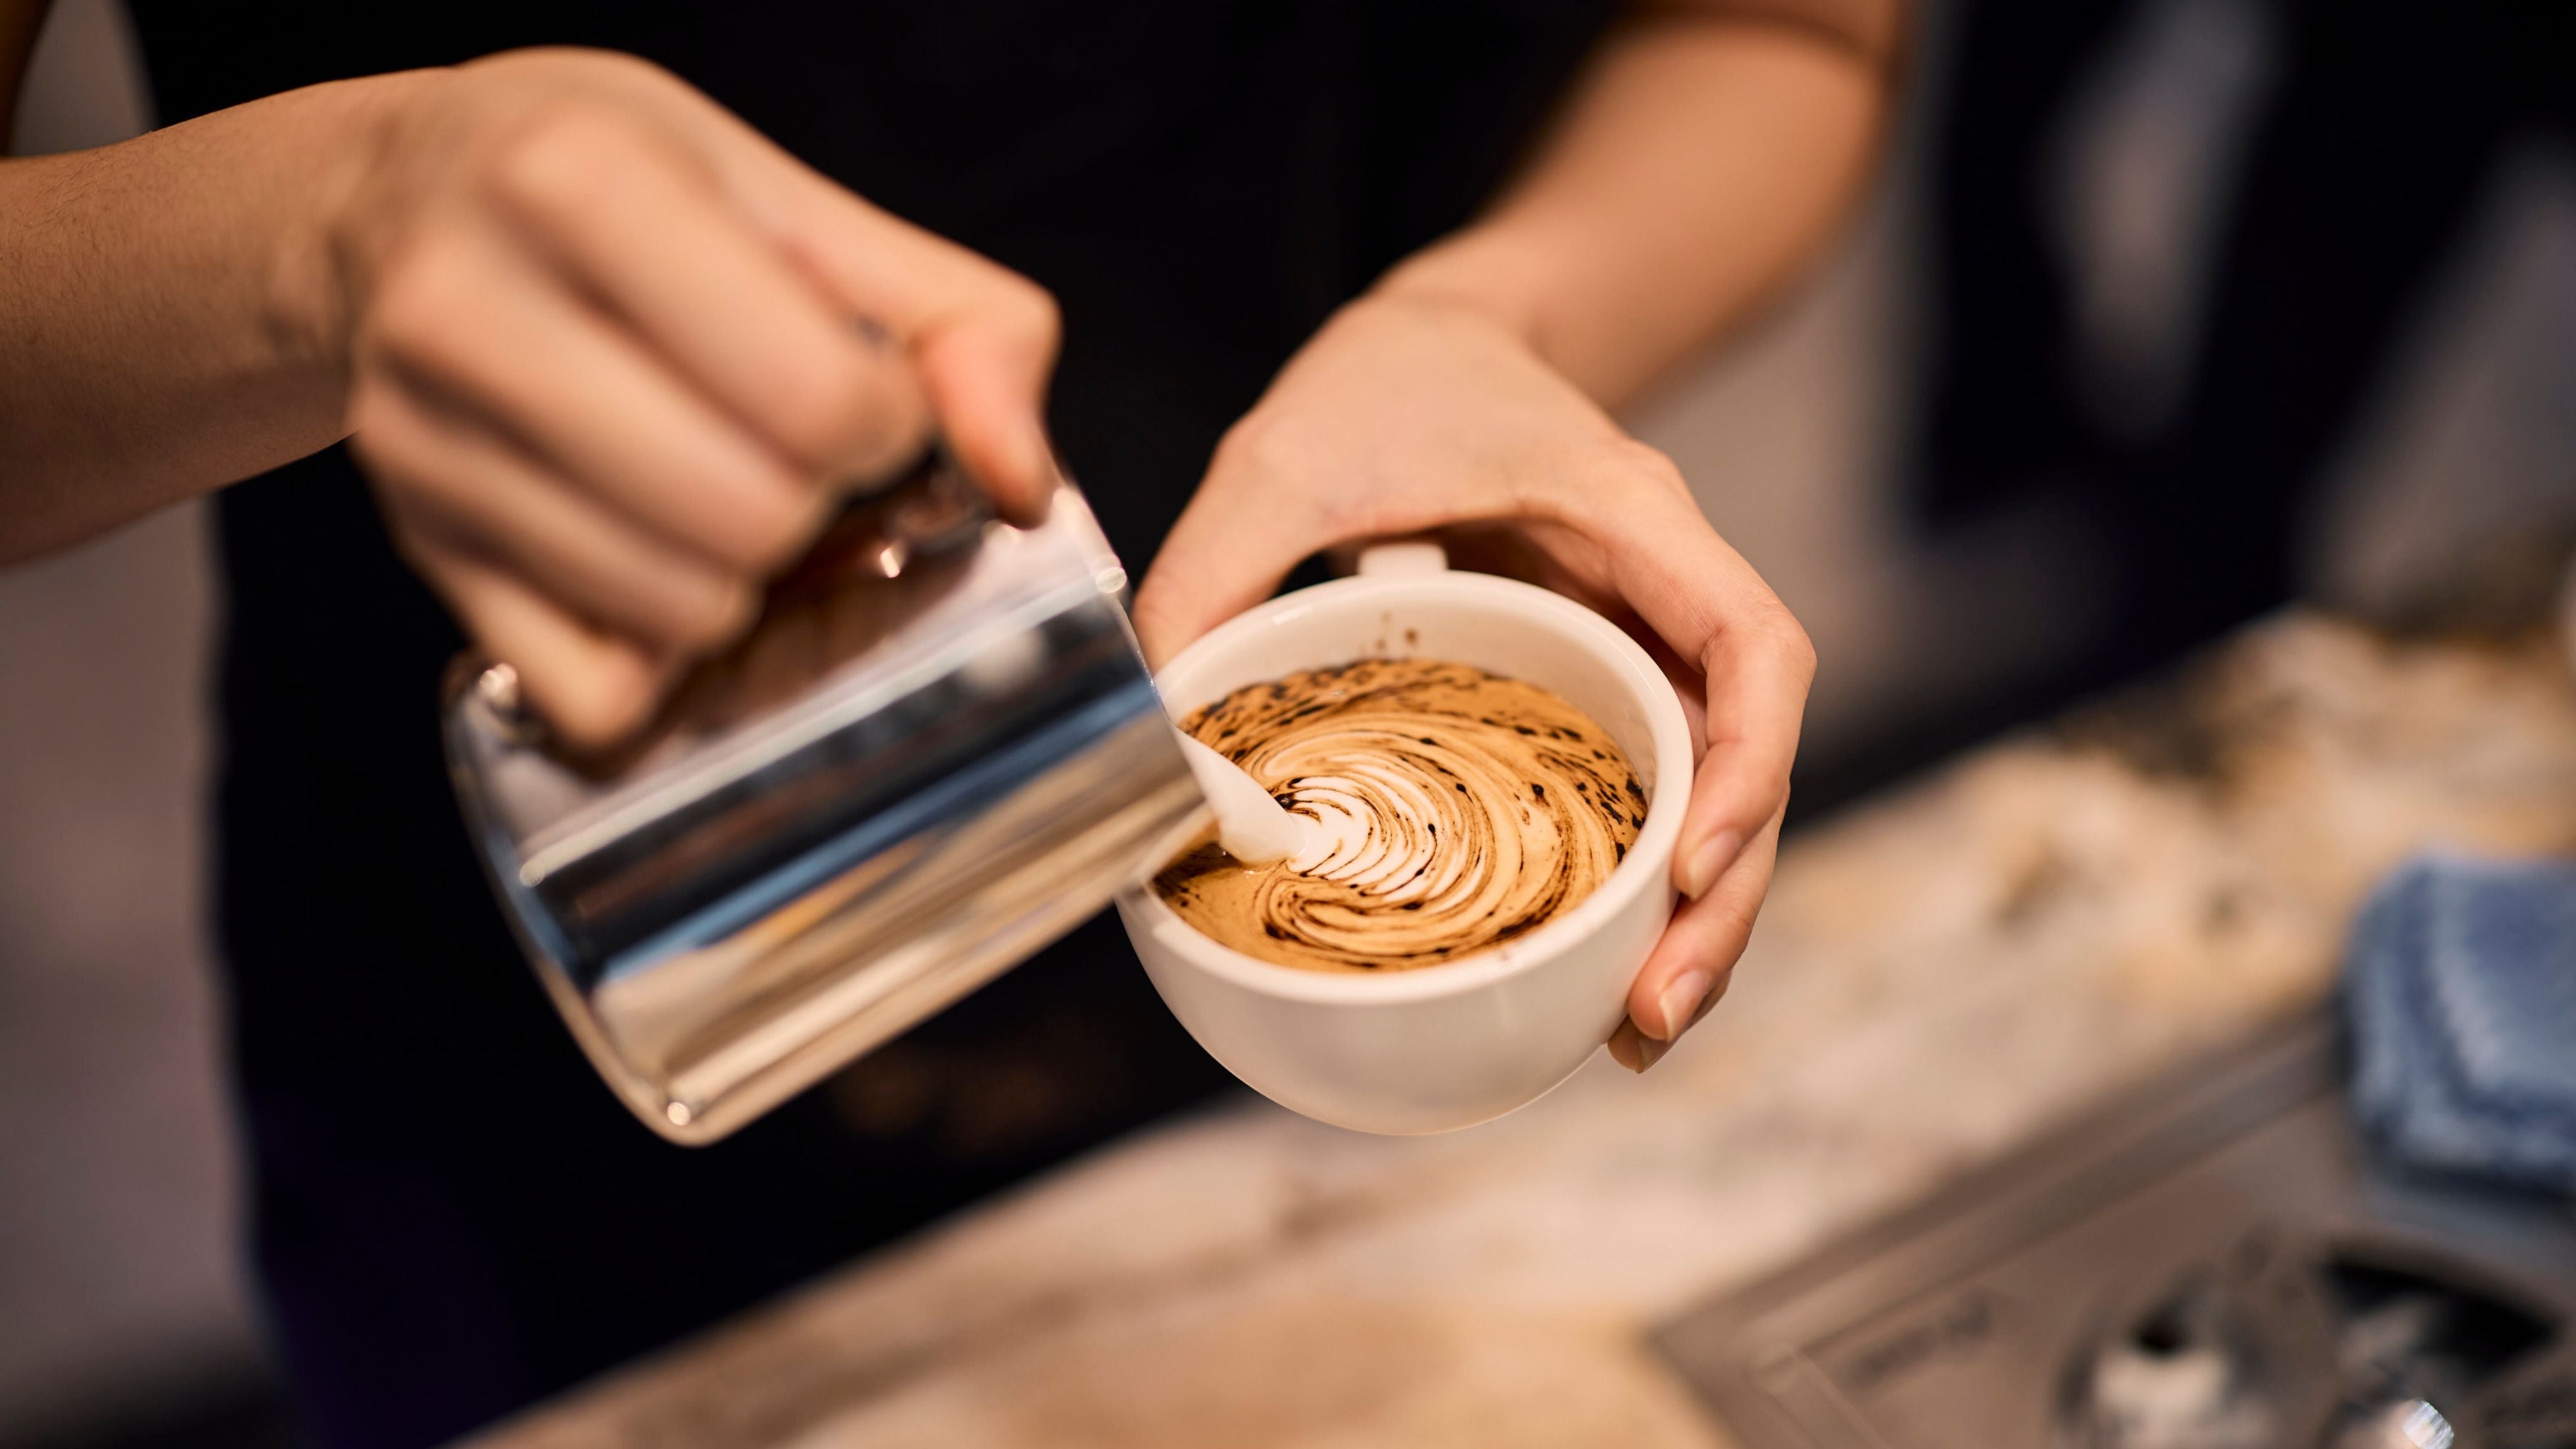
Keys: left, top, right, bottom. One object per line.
{"left": 3, "top": 1, "right": 2569, "bottom": 1447}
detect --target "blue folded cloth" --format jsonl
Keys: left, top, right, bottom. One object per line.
{"left": 2344, "top": 853, "right": 2576, "bottom": 1194}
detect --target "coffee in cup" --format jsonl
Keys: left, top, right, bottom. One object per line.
{"left": 1152, "top": 657, "right": 1646, "bottom": 972}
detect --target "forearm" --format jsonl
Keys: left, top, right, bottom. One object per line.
{"left": 1377, "top": 3, "right": 1896, "bottom": 407}
{"left": 0, "top": 73, "right": 421, "bottom": 560}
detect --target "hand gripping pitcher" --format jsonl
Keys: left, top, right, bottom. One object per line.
{"left": 443, "top": 458, "right": 1202, "bottom": 1143}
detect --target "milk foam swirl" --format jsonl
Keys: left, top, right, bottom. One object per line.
{"left": 1153, "top": 658, "right": 1646, "bottom": 972}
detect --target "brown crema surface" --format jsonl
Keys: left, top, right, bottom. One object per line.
{"left": 1153, "top": 658, "right": 1646, "bottom": 972}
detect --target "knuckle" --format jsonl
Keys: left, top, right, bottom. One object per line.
{"left": 670, "top": 578, "right": 757, "bottom": 652}
{"left": 1790, "top": 638, "right": 1819, "bottom": 691}
{"left": 1597, "top": 439, "right": 1688, "bottom": 499}
{"left": 531, "top": 645, "right": 662, "bottom": 749}
{"left": 367, "top": 241, "right": 475, "bottom": 364}
{"left": 490, "top": 103, "right": 641, "bottom": 218}
{"left": 599, "top": 652, "right": 669, "bottom": 728}
{"left": 728, "top": 487, "right": 825, "bottom": 572}
{"left": 343, "top": 389, "right": 451, "bottom": 506}
{"left": 1005, "top": 277, "right": 1062, "bottom": 355}
{"left": 1753, "top": 604, "right": 1818, "bottom": 682}
{"left": 550, "top": 680, "right": 644, "bottom": 752}
{"left": 770, "top": 348, "right": 887, "bottom": 468}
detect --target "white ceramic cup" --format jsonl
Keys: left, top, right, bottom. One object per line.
{"left": 1115, "top": 544, "right": 1692, "bottom": 1134}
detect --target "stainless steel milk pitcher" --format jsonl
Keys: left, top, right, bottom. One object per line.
{"left": 443, "top": 456, "right": 1202, "bottom": 1143}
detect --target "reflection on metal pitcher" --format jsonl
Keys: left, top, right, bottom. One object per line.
{"left": 445, "top": 460, "right": 1200, "bottom": 1143}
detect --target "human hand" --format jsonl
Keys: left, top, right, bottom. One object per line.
{"left": 1132, "top": 292, "right": 1813, "bottom": 1071}
{"left": 335, "top": 50, "right": 1059, "bottom": 747}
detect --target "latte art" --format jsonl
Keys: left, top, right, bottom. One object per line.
{"left": 1153, "top": 658, "right": 1647, "bottom": 972}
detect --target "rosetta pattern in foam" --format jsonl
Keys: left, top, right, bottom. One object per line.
{"left": 1153, "top": 658, "right": 1647, "bottom": 972}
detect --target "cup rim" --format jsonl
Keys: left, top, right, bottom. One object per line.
{"left": 1121, "top": 567, "right": 1691, "bottom": 1006}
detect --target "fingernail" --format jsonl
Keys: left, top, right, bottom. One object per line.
{"left": 1634, "top": 1036, "right": 1673, "bottom": 1072}
{"left": 1678, "top": 830, "right": 1741, "bottom": 900}
{"left": 1655, "top": 970, "right": 1713, "bottom": 1041}
{"left": 1607, "top": 1027, "right": 1645, "bottom": 1073}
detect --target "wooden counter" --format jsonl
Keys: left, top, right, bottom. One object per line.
{"left": 475, "top": 613, "right": 2576, "bottom": 1449}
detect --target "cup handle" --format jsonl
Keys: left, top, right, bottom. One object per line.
{"left": 1355, "top": 541, "right": 1449, "bottom": 577}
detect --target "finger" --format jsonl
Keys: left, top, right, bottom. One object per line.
{"left": 915, "top": 318, "right": 1060, "bottom": 526}
{"left": 408, "top": 542, "right": 670, "bottom": 750}
{"left": 367, "top": 221, "right": 828, "bottom": 574}
{"left": 1586, "top": 593, "right": 1716, "bottom": 757}
{"left": 1616, "top": 810, "right": 1784, "bottom": 1070}
{"left": 1607, "top": 1018, "right": 1652, "bottom": 1072}
{"left": 1474, "top": 523, "right": 1718, "bottom": 752}
{"left": 1610, "top": 981, "right": 1729, "bottom": 1074}
{"left": 1677, "top": 595, "right": 1809, "bottom": 899}
{"left": 1550, "top": 455, "right": 1814, "bottom": 901}
{"left": 353, "top": 373, "right": 757, "bottom": 657}
{"left": 487, "top": 110, "right": 933, "bottom": 486}
{"left": 705, "top": 142, "right": 1062, "bottom": 523}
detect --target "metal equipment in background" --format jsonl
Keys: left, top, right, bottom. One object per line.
{"left": 1659, "top": 1013, "right": 2576, "bottom": 1449}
